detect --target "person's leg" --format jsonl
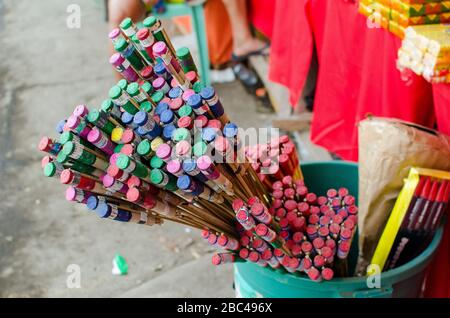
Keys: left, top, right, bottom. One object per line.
{"left": 108, "top": 0, "right": 146, "bottom": 79}
{"left": 221, "top": 0, "right": 268, "bottom": 58}
{"left": 204, "top": 0, "right": 233, "bottom": 67}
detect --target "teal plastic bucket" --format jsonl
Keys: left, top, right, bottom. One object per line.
{"left": 234, "top": 161, "right": 443, "bottom": 298}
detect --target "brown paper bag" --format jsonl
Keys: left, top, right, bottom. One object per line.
{"left": 356, "top": 117, "right": 450, "bottom": 275}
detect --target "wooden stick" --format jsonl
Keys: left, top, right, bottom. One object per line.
{"left": 197, "top": 198, "right": 235, "bottom": 221}
{"left": 175, "top": 205, "right": 235, "bottom": 237}
{"left": 108, "top": 116, "right": 124, "bottom": 129}
{"left": 185, "top": 202, "right": 236, "bottom": 234}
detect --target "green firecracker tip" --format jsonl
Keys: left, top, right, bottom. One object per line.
{"left": 57, "top": 151, "right": 70, "bottom": 163}
{"left": 121, "top": 101, "right": 138, "bottom": 115}
{"left": 176, "top": 47, "right": 190, "bottom": 59}
{"left": 120, "top": 18, "right": 133, "bottom": 30}
{"left": 150, "top": 169, "right": 163, "bottom": 185}
{"left": 193, "top": 142, "right": 207, "bottom": 157}
{"left": 166, "top": 178, "right": 178, "bottom": 192}
{"left": 116, "top": 154, "right": 131, "bottom": 170}
{"left": 141, "top": 81, "right": 153, "bottom": 95}
{"left": 126, "top": 82, "right": 140, "bottom": 96}
{"left": 114, "top": 143, "right": 124, "bottom": 153}
{"left": 173, "top": 128, "right": 190, "bottom": 142}
{"left": 143, "top": 16, "right": 157, "bottom": 28}
{"left": 151, "top": 91, "right": 164, "bottom": 104}
{"left": 140, "top": 101, "right": 153, "bottom": 113}
{"left": 113, "top": 254, "right": 128, "bottom": 275}
{"left": 270, "top": 240, "right": 282, "bottom": 249}
{"left": 193, "top": 82, "right": 205, "bottom": 94}
{"left": 44, "top": 162, "right": 56, "bottom": 177}
{"left": 137, "top": 139, "right": 151, "bottom": 156}
{"left": 87, "top": 109, "right": 100, "bottom": 124}
{"left": 109, "top": 86, "right": 122, "bottom": 100}
{"left": 150, "top": 155, "right": 164, "bottom": 169}
{"left": 131, "top": 34, "right": 139, "bottom": 43}
{"left": 117, "top": 79, "right": 128, "bottom": 90}
{"left": 101, "top": 99, "right": 114, "bottom": 112}
{"left": 178, "top": 105, "right": 192, "bottom": 117}
{"left": 62, "top": 141, "right": 75, "bottom": 156}
{"left": 114, "top": 38, "right": 128, "bottom": 52}
{"left": 59, "top": 131, "right": 73, "bottom": 144}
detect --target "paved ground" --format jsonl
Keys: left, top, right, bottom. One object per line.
{"left": 0, "top": 0, "right": 281, "bottom": 297}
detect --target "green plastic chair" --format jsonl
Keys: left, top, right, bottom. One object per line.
{"left": 153, "top": 1, "right": 211, "bottom": 86}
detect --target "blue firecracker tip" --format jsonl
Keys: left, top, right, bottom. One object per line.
{"left": 56, "top": 119, "right": 67, "bottom": 134}
{"left": 187, "top": 94, "right": 202, "bottom": 108}
{"left": 86, "top": 196, "right": 99, "bottom": 211}
{"left": 96, "top": 202, "right": 111, "bottom": 218}
{"left": 182, "top": 159, "right": 196, "bottom": 173}
{"left": 223, "top": 123, "right": 238, "bottom": 138}
{"left": 177, "top": 175, "right": 192, "bottom": 190}
{"left": 202, "top": 127, "right": 217, "bottom": 142}
{"left": 133, "top": 111, "right": 148, "bottom": 126}
{"left": 155, "top": 102, "right": 169, "bottom": 116}
{"left": 121, "top": 111, "right": 135, "bottom": 125}
{"left": 168, "top": 87, "right": 182, "bottom": 99}
{"left": 136, "top": 126, "right": 148, "bottom": 136}
{"left": 154, "top": 62, "right": 166, "bottom": 75}
{"left": 200, "top": 86, "right": 215, "bottom": 100}
{"left": 163, "top": 124, "right": 176, "bottom": 140}
{"left": 160, "top": 109, "right": 174, "bottom": 124}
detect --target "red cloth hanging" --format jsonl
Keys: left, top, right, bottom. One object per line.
{"left": 248, "top": 0, "right": 277, "bottom": 39}
{"left": 424, "top": 218, "right": 450, "bottom": 298}
{"left": 269, "top": 0, "right": 436, "bottom": 161}
{"left": 433, "top": 84, "right": 450, "bottom": 136}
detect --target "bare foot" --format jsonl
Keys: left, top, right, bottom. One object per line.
{"left": 233, "top": 37, "right": 269, "bottom": 57}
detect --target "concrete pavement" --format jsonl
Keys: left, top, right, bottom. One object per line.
{"left": 0, "top": 0, "right": 276, "bottom": 297}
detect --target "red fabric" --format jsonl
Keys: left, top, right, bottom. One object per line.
{"left": 424, "top": 218, "right": 450, "bottom": 298}
{"left": 433, "top": 84, "right": 450, "bottom": 136}
{"left": 269, "top": 0, "right": 312, "bottom": 107}
{"left": 269, "top": 0, "right": 436, "bottom": 161}
{"left": 424, "top": 84, "right": 450, "bottom": 298}
{"left": 249, "top": 0, "right": 277, "bottom": 39}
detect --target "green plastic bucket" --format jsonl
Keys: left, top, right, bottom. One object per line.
{"left": 234, "top": 161, "right": 443, "bottom": 298}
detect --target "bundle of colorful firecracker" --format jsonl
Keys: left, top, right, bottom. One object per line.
{"left": 205, "top": 176, "right": 358, "bottom": 282}
{"left": 39, "top": 16, "right": 358, "bottom": 282}
{"left": 244, "top": 136, "right": 303, "bottom": 191}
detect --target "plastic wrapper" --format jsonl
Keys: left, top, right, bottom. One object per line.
{"left": 356, "top": 117, "right": 450, "bottom": 275}
{"left": 370, "top": 168, "right": 450, "bottom": 272}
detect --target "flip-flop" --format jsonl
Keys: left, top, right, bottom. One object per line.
{"left": 232, "top": 63, "right": 275, "bottom": 113}
{"left": 232, "top": 63, "right": 258, "bottom": 92}
{"left": 231, "top": 42, "right": 270, "bottom": 63}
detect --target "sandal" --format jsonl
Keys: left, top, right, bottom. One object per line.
{"left": 232, "top": 63, "right": 259, "bottom": 93}
{"left": 231, "top": 42, "right": 270, "bottom": 63}
{"left": 232, "top": 63, "right": 275, "bottom": 113}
